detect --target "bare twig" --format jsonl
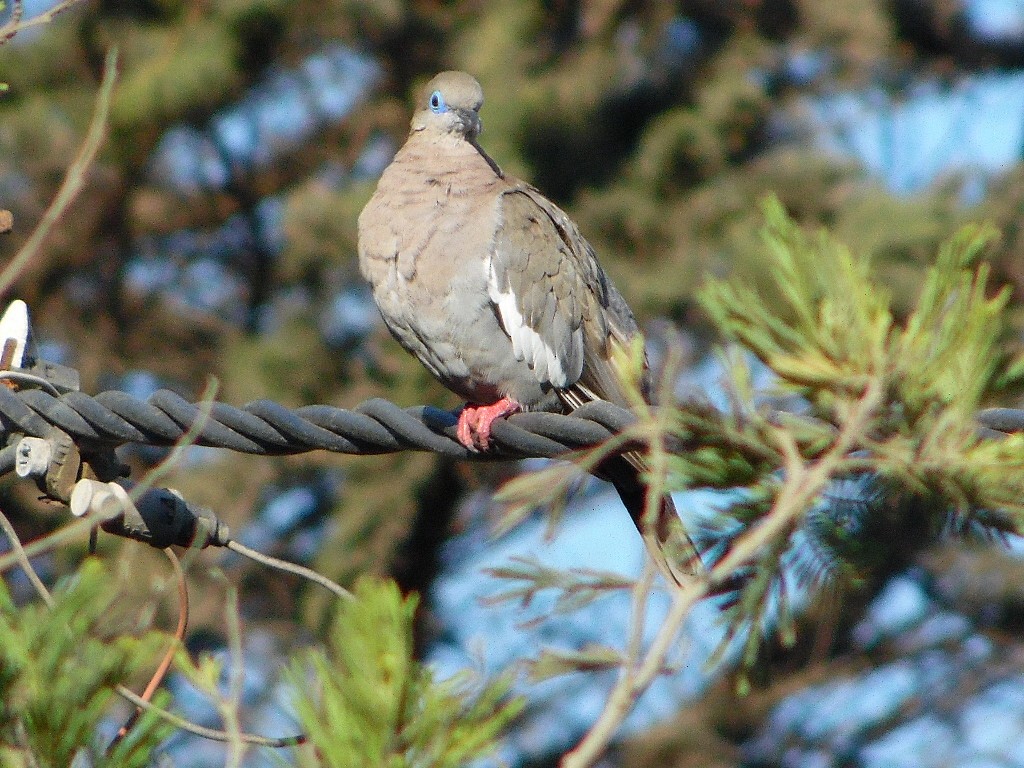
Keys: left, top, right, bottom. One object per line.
{"left": 221, "top": 579, "right": 247, "bottom": 768}
{"left": 624, "top": 561, "right": 655, "bottom": 667}
{"left": 13, "top": 721, "right": 41, "bottom": 768}
{"left": 0, "top": 47, "right": 118, "bottom": 294}
{"left": 0, "top": 506, "right": 53, "bottom": 607}
{"left": 562, "top": 576, "right": 709, "bottom": 768}
{"left": 0, "top": 0, "right": 86, "bottom": 45}
{"left": 0, "top": 516, "right": 97, "bottom": 573}
{"left": 0, "top": 0, "right": 23, "bottom": 45}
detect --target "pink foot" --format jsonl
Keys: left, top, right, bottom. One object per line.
{"left": 456, "top": 397, "right": 522, "bottom": 451}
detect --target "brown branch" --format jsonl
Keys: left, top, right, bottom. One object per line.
{"left": 0, "top": 516, "right": 99, "bottom": 574}
{"left": 0, "top": 47, "right": 117, "bottom": 294}
{"left": 0, "top": 506, "right": 54, "bottom": 608}
{"left": 0, "top": 0, "right": 23, "bottom": 45}
{"left": 0, "top": 0, "right": 86, "bottom": 45}
{"left": 561, "top": 379, "right": 883, "bottom": 767}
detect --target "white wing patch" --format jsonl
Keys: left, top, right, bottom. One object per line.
{"left": 487, "top": 260, "right": 583, "bottom": 389}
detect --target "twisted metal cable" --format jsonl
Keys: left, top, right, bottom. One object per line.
{"left": 0, "top": 386, "right": 1021, "bottom": 470}
{"left": 0, "top": 386, "right": 632, "bottom": 461}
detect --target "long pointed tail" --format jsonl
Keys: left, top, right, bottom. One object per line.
{"left": 600, "top": 453, "right": 702, "bottom": 587}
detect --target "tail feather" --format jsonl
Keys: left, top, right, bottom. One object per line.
{"left": 561, "top": 378, "right": 702, "bottom": 586}
{"left": 599, "top": 453, "right": 702, "bottom": 587}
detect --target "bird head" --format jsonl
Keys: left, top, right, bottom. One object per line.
{"left": 410, "top": 71, "right": 484, "bottom": 140}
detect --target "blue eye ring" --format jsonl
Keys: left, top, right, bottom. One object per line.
{"left": 429, "top": 90, "right": 446, "bottom": 113}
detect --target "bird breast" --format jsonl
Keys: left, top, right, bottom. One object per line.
{"left": 358, "top": 138, "right": 551, "bottom": 406}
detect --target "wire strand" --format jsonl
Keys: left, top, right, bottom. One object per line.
{"left": 113, "top": 686, "right": 305, "bottom": 747}
{"left": 108, "top": 547, "right": 189, "bottom": 752}
{"left": 226, "top": 539, "right": 353, "bottom": 601}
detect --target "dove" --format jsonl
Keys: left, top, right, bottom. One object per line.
{"left": 358, "top": 71, "right": 700, "bottom": 585}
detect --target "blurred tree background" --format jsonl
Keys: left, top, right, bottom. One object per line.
{"left": 4, "top": 0, "right": 1024, "bottom": 766}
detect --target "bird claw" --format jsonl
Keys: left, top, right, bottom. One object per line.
{"left": 456, "top": 398, "right": 522, "bottom": 451}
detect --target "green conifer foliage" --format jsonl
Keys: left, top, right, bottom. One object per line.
{"left": 287, "top": 577, "right": 523, "bottom": 768}
{"left": 0, "top": 559, "right": 173, "bottom": 767}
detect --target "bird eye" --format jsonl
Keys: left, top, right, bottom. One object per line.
{"left": 429, "top": 90, "right": 446, "bottom": 113}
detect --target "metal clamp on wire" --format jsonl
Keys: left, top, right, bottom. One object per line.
{"left": 4, "top": 300, "right": 127, "bottom": 504}
{"left": 16, "top": 428, "right": 128, "bottom": 503}
{"left": 16, "top": 429, "right": 83, "bottom": 502}
{"left": 0, "top": 299, "right": 80, "bottom": 394}
{"left": 70, "top": 479, "right": 231, "bottom": 550}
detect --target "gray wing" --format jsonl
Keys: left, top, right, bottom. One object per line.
{"left": 488, "top": 187, "right": 641, "bottom": 405}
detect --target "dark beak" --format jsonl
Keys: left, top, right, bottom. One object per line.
{"left": 457, "top": 108, "right": 482, "bottom": 138}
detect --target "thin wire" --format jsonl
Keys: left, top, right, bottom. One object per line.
{"left": 0, "top": 370, "right": 60, "bottom": 395}
{"left": 226, "top": 539, "right": 353, "bottom": 601}
{"left": 0, "top": 506, "right": 54, "bottom": 608}
{"left": 113, "top": 686, "right": 305, "bottom": 747}
{"left": 108, "top": 548, "right": 189, "bottom": 751}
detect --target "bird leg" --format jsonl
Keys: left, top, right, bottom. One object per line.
{"left": 456, "top": 397, "right": 522, "bottom": 451}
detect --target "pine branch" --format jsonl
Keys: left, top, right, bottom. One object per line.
{"left": 287, "top": 577, "right": 523, "bottom": 768}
